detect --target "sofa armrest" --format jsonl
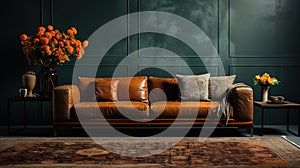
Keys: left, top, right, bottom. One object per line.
{"left": 53, "top": 85, "right": 80, "bottom": 122}
{"left": 232, "top": 86, "right": 253, "bottom": 122}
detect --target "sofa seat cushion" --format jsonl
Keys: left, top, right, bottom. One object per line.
{"left": 150, "top": 101, "right": 220, "bottom": 118}
{"left": 75, "top": 101, "right": 149, "bottom": 119}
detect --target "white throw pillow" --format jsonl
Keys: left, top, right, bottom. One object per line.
{"left": 176, "top": 73, "right": 210, "bottom": 101}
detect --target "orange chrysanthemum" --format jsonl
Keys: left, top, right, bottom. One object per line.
{"left": 44, "top": 32, "right": 52, "bottom": 39}
{"left": 33, "top": 38, "right": 40, "bottom": 44}
{"left": 45, "top": 50, "right": 52, "bottom": 56}
{"left": 37, "top": 27, "right": 46, "bottom": 32}
{"left": 55, "top": 34, "right": 61, "bottom": 40}
{"left": 20, "top": 34, "right": 28, "bottom": 41}
{"left": 47, "top": 25, "right": 53, "bottom": 31}
{"left": 43, "top": 45, "right": 50, "bottom": 51}
{"left": 67, "top": 29, "right": 74, "bottom": 35}
{"left": 82, "top": 40, "right": 88, "bottom": 48}
{"left": 36, "top": 31, "right": 44, "bottom": 37}
{"left": 40, "top": 37, "right": 49, "bottom": 45}
{"left": 50, "top": 30, "right": 56, "bottom": 37}
{"left": 59, "top": 41, "right": 64, "bottom": 48}
{"left": 76, "top": 40, "right": 82, "bottom": 48}
{"left": 67, "top": 46, "right": 74, "bottom": 54}
{"left": 65, "top": 40, "right": 71, "bottom": 46}
{"left": 53, "top": 38, "right": 58, "bottom": 45}
{"left": 70, "top": 27, "right": 77, "bottom": 35}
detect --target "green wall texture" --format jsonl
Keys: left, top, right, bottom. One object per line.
{"left": 1, "top": 0, "right": 299, "bottom": 131}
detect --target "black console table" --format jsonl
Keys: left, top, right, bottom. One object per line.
{"left": 7, "top": 96, "right": 52, "bottom": 134}
{"left": 254, "top": 101, "right": 300, "bottom": 136}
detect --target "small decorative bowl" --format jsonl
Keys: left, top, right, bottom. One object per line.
{"left": 270, "top": 96, "right": 285, "bottom": 103}
{"left": 277, "top": 96, "right": 285, "bottom": 101}
{"left": 270, "top": 96, "right": 278, "bottom": 102}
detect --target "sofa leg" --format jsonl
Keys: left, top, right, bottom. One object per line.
{"left": 250, "top": 126, "right": 253, "bottom": 137}
{"left": 53, "top": 127, "right": 58, "bottom": 137}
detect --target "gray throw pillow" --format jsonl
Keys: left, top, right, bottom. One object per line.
{"left": 176, "top": 73, "right": 210, "bottom": 101}
{"left": 209, "top": 75, "right": 236, "bottom": 100}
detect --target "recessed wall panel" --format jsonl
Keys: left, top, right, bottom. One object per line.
{"left": 230, "top": 0, "right": 300, "bottom": 58}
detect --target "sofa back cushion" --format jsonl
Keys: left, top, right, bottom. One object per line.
{"left": 95, "top": 79, "right": 119, "bottom": 101}
{"left": 78, "top": 76, "right": 148, "bottom": 103}
{"left": 148, "top": 77, "right": 179, "bottom": 103}
{"left": 78, "top": 77, "right": 97, "bottom": 102}
{"left": 117, "top": 76, "right": 148, "bottom": 103}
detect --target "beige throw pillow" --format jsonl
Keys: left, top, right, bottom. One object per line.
{"left": 209, "top": 75, "right": 236, "bottom": 100}
{"left": 176, "top": 73, "right": 210, "bottom": 101}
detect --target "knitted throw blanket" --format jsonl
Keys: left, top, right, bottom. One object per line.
{"left": 211, "top": 83, "right": 250, "bottom": 125}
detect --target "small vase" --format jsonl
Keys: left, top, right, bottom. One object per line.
{"left": 22, "top": 71, "right": 36, "bottom": 97}
{"left": 39, "top": 66, "right": 58, "bottom": 97}
{"left": 261, "top": 85, "right": 269, "bottom": 102}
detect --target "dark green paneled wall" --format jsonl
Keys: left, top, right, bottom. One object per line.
{"left": 1, "top": 0, "right": 299, "bottom": 129}
{"left": 229, "top": 0, "right": 300, "bottom": 125}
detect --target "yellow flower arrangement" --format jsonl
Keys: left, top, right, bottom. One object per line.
{"left": 20, "top": 25, "right": 88, "bottom": 68}
{"left": 253, "top": 73, "right": 280, "bottom": 86}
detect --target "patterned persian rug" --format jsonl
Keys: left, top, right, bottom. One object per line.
{"left": 0, "top": 137, "right": 299, "bottom": 168}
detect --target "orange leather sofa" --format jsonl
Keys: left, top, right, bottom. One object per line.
{"left": 52, "top": 76, "right": 254, "bottom": 136}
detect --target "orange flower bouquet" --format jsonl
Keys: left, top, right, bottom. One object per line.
{"left": 20, "top": 25, "right": 88, "bottom": 68}
{"left": 253, "top": 73, "right": 280, "bottom": 86}
{"left": 20, "top": 25, "right": 88, "bottom": 97}
{"left": 253, "top": 73, "right": 280, "bottom": 101}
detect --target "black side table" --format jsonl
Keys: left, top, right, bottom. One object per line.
{"left": 7, "top": 96, "right": 52, "bottom": 134}
{"left": 254, "top": 101, "right": 300, "bottom": 136}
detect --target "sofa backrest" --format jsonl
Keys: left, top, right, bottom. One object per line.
{"left": 148, "top": 75, "right": 236, "bottom": 102}
{"left": 77, "top": 75, "right": 236, "bottom": 103}
{"left": 78, "top": 76, "right": 148, "bottom": 103}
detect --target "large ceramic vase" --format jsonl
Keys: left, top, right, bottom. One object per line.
{"left": 261, "top": 85, "right": 269, "bottom": 102}
{"left": 22, "top": 71, "right": 36, "bottom": 97}
{"left": 39, "top": 66, "right": 58, "bottom": 97}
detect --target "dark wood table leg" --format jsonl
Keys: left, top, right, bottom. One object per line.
{"left": 24, "top": 102, "right": 27, "bottom": 129}
{"left": 287, "top": 108, "right": 289, "bottom": 131}
{"left": 260, "top": 108, "right": 264, "bottom": 136}
{"left": 41, "top": 101, "right": 44, "bottom": 125}
{"left": 297, "top": 108, "right": 300, "bottom": 136}
{"left": 7, "top": 99, "right": 10, "bottom": 135}
{"left": 287, "top": 108, "right": 300, "bottom": 137}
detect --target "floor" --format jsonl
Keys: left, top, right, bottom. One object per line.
{"left": 0, "top": 124, "right": 298, "bottom": 137}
